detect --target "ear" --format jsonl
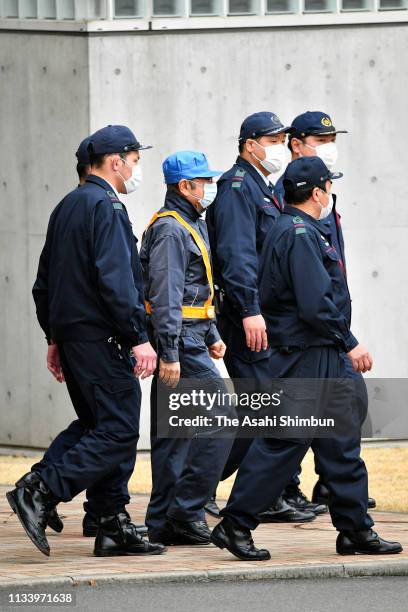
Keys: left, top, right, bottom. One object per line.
{"left": 245, "top": 139, "right": 255, "bottom": 154}
{"left": 291, "top": 138, "right": 302, "bottom": 155}
{"left": 178, "top": 178, "right": 189, "bottom": 194}
{"left": 111, "top": 154, "right": 122, "bottom": 171}
{"left": 312, "top": 187, "right": 321, "bottom": 203}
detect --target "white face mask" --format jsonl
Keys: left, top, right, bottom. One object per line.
{"left": 305, "top": 142, "right": 338, "bottom": 170}
{"left": 317, "top": 190, "right": 334, "bottom": 220}
{"left": 252, "top": 143, "right": 288, "bottom": 174}
{"left": 118, "top": 158, "right": 143, "bottom": 194}
{"left": 190, "top": 181, "right": 217, "bottom": 209}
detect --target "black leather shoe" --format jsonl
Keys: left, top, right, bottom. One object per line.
{"left": 284, "top": 487, "right": 328, "bottom": 515}
{"left": 7, "top": 473, "right": 56, "bottom": 556}
{"left": 204, "top": 495, "right": 221, "bottom": 518}
{"left": 148, "top": 522, "right": 183, "bottom": 546}
{"left": 15, "top": 472, "right": 63, "bottom": 534}
{"left": 94, "top": 513, "right": 166, "bottom": 557}
{"left": 211, "top": 517, "right": 271, "bottom": 561}
{"left": 83, "top": 510, "right": 148, "bottom": 538}
{"left": 258, "top": 495, "right": 316, "bottom": 523}
{"left": 312, "top": 479, "right": 376, "bottom": 509}
{"left": 168, "top": 518, "right": 211, "bottom": 544}
{"left": 148, "top": 521, "right": 208, "bottom": 546}
{"left": 336, "top": 529, "right": 403, "bottom": 555}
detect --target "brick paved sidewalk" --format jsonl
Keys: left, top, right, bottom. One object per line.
{"left": 1, "top": 485, "right": 407, "bottom": 587}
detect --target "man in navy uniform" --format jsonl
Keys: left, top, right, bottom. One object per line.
{"left": 20, "top": 133, "right": 148, "bottom": 540}
{"left": 274, "top": 111, "right": 376, "bottom": 511}
{"left": 206, "top": 112, "right": 323, "bottom": 522}
{"left": 141, "top": 150, "right": 232, "bottom": 545}
{"left": 210, "top": 157, "right": 402, "bottom": 560}
{"left": 7, "top": 125, "right": 165, "bottom": 558}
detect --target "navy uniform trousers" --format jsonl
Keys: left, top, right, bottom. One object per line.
{"left": 146, "top": 325, "right": 232, "bottom": 538}
{"left": 32, "top": 338, "right": 141, "bottom": 517}
{"left": 220, "top": 346, "right": 374, "bottom": 532}
{"left": 289, "top": 353, "right": 368, "bottom": 489}
{"left": 217, "top": 312, "right": 369, "bottom": 486}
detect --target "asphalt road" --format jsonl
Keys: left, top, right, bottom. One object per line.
{"left": 1, "top": 577, "right": 407, "bottom": 612}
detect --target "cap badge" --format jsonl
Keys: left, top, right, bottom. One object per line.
{"left": 321, "top": 117, "right": 332, "bottom": 127}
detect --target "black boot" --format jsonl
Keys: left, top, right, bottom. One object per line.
{"left": 312, "top": 479, "right": 376, "bottom": 509}
{"left": 210, "top": 517, "right": 271, "bottom": 561}
{"left": 148, "top": 520, "right": 208, "bottom": 546}
{"left": 204, "top": 495, "right": 221, "bottom": 518}
{"left": 94, "top": 513, "right": 166, "bottom": 557}
{"left": 336, "top": 529, "right": 403, "bottom": 555}
{"left": 83, "top": 509, "right": 147, "bottom": 538}
{"left": 258, "top": 495, "right": 316, "bottom": 523}
{"left": 167, "top": 518, "right": 211, "bottom": 544}
{"left": 283, "top": 486, "right": 328, "bottom": 515}
{"left": 7, "top": 473, "right": 57, "bottom": 556}
{"left": 15, "top": 472, "right": 63, "bottom": 534}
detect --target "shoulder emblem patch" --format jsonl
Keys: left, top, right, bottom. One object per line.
{"left": 292, "top": 215, "right": 306, "bottom": 235}
{"left": 231, "top": 168, "right": 247, "bottom": 188}
{"left": 106, "top": 189, "right": 124, "bottom": 210}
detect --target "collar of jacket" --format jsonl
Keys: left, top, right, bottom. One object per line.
{"left": 164, "top": 191, "right": 201, "bottom": 222}
{"left": 85, "top": 174, "right": 117, "bottom": 193}
{"left": 283, "top": 205, "right": 333, "bottom": 237}
{"left": 235, "top": 156, "right": 279, "bottom": 205}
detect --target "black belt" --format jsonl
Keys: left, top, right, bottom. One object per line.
{"left": 278, "top": 344, "right": 308, "bottom": 354}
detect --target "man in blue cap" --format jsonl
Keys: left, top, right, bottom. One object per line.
{"left": 273, "top": 111, "right": 376, "bottom": 512}
{"left": 141, "top": 150, "right": 232, "bottom": 545}
{"left": 206, "top": 112, "right": 320, "bottom": 523}
{"left": 210, "top": 157, "right": 402, "bottom": 561}
{"left": 7, "top": 125, "right": 165, "bottom": 558}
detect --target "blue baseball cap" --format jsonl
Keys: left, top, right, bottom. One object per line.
{"left": 239, "top": 112, "right": 293, "bottom": 143}
{"left": 283, "top": 157, "right": 343, "bottom": 194}
{"left": 88, "top": 125, "right": 152, "bottom": 156}
{"left": 162, "top": 151, "right": 223, "bottom": 184}
{"left": 75, "top": 136, "right": 91, "bottom": 165}
{"left": 290, "top": 111, "right": 348, "bottom": 139}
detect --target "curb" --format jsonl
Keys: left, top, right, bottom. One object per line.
{"left": 1, "top": 560, "right": 408, "bottom": 590}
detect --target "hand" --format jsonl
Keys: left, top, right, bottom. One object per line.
{"left": 208, "top": 340, "right": 226, "bottom": 360}
{"left": 159, "top": 359, "right": 181, "bottom": 388}
{"left": 242, "top": 314, "right": 268, "bottom": 352}
{"left": 347, "top": 344, "right": 373, "bottom": 373}
{"left": 47, "top": 344, "right": 65, "bottom": 383}
{"left": 132, "top": 342, "right": 157, "bottom": 379}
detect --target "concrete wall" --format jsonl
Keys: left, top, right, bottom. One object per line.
{"left": 1, "top": 23, "right": 407, "bottom": 449}
{"left": 0, "top": 32, "right": 90, "bottom": 447}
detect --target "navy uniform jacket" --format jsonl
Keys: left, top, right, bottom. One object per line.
{"left": 274, "top": 175, "right": 346, "bottom": 270}
{"left": 206, "top": 157, "right": 281, "bottom": 319}
{"left": 259, "top": 206, "right": 358, "bottom": 352}
{"left": 32, "top": 175, "right": 148, "bottom": 346}
{"left": 140, "top": 192, "right": 220, "bottom": 363}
